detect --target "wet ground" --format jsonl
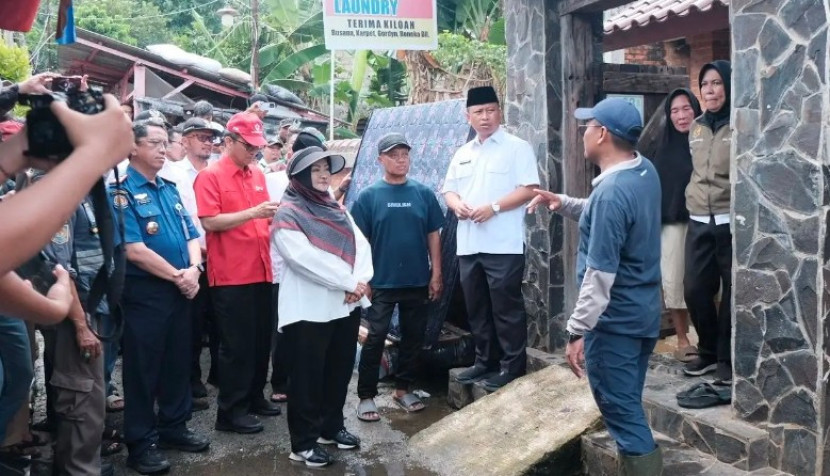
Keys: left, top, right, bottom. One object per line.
{"left": 29, "top": 344, "right": 452, "bottom": 476}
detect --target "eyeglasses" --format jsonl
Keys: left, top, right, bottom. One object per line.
{"left": 139, "top": 139, "right": 168, "bottom": 149}
{"left": 232, "top": 138, "right": 262, "bottom": 153}
{"left": 189, "top": 134, "right": 215, "bottom": 144}
{"left": 577, "top": 124, "right": 605, "bottom": 132}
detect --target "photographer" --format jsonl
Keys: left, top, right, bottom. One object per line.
{"left": 0, "top": 84, "right": 130, "bottom": 326}
{"left": 0, "top": 87, "right": 132, "bottom": 282}
{"left": 36, "top": 190, "right": 110, "bottom": 476}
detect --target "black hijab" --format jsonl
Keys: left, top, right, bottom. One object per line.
{"left": 699, "top": 60, "right": 731, "bottom": 132}
{"left": 655, "top": 88, "right": 702, "bottom": 224}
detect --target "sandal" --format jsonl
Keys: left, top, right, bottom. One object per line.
{"left": 106, "top": 394, "right": 124, "bottom": 413}
{"left": 0, "top": 443, "right": 42, "bottom": 459}
{"left": 676, "top": 382, "right": 731, "bottom": 409}
{"left": 101, "top": 439, "right": 124, "bottom": 457}
{"left": 357, "top": 398, "right": 381, "bottom": 422}
{"left": 393, "top": 393, "right": 425, "bottom": 413}
{"left": 270, "top": 393, "right": 287, "bottom": 403}
{"left": 673, "top": 345, "right": 698, "bottom": 363}
{"left": 101, "top": 426, "right": 124, "bottom": 456}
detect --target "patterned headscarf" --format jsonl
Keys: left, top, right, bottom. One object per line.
{"left": 273, "top": 149, "right": 355, "bottom": 268}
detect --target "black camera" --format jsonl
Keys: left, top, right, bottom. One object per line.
{"left": 19, "top": 88, "right": 105, "bottom": 162}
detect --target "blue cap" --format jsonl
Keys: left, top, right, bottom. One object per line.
{"left": 574, "top": 98, "right": 643, "bottom": 145}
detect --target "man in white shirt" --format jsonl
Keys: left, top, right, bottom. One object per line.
{"left": 442, "top": 86, "right": 540, "bottom": 391}
{"left": 170, "top": 117, "right": 221, "bottom": 404}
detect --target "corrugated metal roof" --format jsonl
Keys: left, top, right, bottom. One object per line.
{"left": 605, "top": 0, "right": 730, "bottom": 34}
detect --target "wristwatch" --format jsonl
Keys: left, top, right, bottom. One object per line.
{"left": 491, "top": 202, "right": 501, "bottom": 214}
{"left": 568, "top": 332, "right": 583, "bottom": 343}
{"left": 192, "top": 263, "right": 205, "bottom": 273}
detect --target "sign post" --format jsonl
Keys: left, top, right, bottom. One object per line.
{"left": 321, "top": 0, "right": 439, "bottom": 138}
{"left": 322, "top": 0, "right": 439, "bottom": 51}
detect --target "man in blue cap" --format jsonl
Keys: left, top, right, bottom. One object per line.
{"left": 529, "top": 97, "right": 662, "bottom": 475}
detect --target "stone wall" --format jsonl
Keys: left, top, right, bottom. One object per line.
{"left": 504, "top": 0, "right": 569, "bottom": 352}
{"left": 730, "top": 0, "right": 829, "bottom": 473}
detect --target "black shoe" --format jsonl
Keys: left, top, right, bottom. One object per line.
{"left": 159, "top": 429, "right": 210, "bottom": 453}
{"left": 127, "top": 444, "right": 171, "bottom": 475}
{"left": 683, "top": 356, "right": 718, "bottom": 376}
{"left": 482, "top": 371, "right": 518, "bottom": 391}
{"left": 191, "top": 381, "right": 208, "bottom": 399}
{"left": 101, "top": 460, "right": 114, "bottom": 476}
{"left": 192, "top": 397, "right": 210, "bottom": 412}
{"left": 289, "top": 445, "right": 333, "bottom": 468}
{"left": 215, "top": 414, "right": 264, "bottom": 434}
{"left": 318, "top": 428, "right": 360, "bottom": 450}
{"left": 455, "top": 365, "right": 493, "bottom": 384}
{"left": 251, "top": 398, "right": 282, "bottom": 416}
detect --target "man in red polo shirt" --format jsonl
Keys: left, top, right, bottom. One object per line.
{"left": 194, "top": 112, "right": 281, "bottom": 434}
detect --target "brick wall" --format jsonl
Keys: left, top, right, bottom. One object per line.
{"left": 621, "top": 29, "right": 731, "bottom": 104}
{"left": 688, "top": 29, "right": 731, "bottom": 100}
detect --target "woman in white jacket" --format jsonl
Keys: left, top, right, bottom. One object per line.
{"left": 272, "top": 146, "right": 373, "bottom": 468}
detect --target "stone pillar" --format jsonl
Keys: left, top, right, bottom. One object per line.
{"left": 505, "top": 0, "right": 564, "bottom": 351}
{"left": 731, "top": 1, "right": 829, "bottom": 474}
{"left": 505, "top": 0, "right": 600, "bottom": 352}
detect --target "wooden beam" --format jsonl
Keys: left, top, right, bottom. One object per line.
{"left": 162, "top": 79, "right": 195, "bottom": 99}
{"left": 132, "top": 65, "right": 146, "bottom": 114}
{"left": 118, "top": 65, "right": 135, "bottom": 103}
{"left": 602, "top": 71, "right": 689, "bottom": 94}
{"left": 560, "top": 11, "right": 602, "bottom": 314}
{"left": 603, "top": 5, "right": 730, "bottom": 51}
{"left": 560, "top": 0, "right": 631, "bottom": 15}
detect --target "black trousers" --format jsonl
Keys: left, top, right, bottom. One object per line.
{"left": 458, "top": 253, "right": 527, "bottom": 376}
{"left": 283, "top": 310, "right": 360, "bottom": 452}
{"left": 684, "top": 219, "right": 732, "bottom": 365}
{"left": 357, "top": 287, "right": 429, "bottom": 399}
{"left": 190, "top": 270, "right": 218, "bottom": 386}
{"left": 270, "top": 284, "right": 289, "bottom": 394}
{"left": 213, "top": 282, "right": 274, "bottom": 419}
{"left": 121, "top": 276, "right": 192, "bottom": 457}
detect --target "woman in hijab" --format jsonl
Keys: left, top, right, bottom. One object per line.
{"left": 272, "top": 146, "right": 373, "bottom": 468}
{"left": 653, "top": 89, "right": 701, "bottom": 363}
{"left": 682, "top": 60, "right": 733, "bottom": 386}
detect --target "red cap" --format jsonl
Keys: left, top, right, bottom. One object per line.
{"left": 0, "top": 121, "right": 23, "bottom": 139}
{"left": 226, "top": 112, "right": 267, "bottom": 147}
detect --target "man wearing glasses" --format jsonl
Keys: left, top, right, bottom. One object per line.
{"left": 111, "top": 121, "right": 209, "bottom": 474}
{"left": 170, "top": 117, "right": 222, "bottom": 407}
{"left": 194, "top": 112, "right": 282, "bottom": 435}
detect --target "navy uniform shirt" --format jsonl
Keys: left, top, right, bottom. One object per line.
{"left": 109, "top": 165, "right": 199, "bottom": 277}
{"left": 350, "top": 179, "right": 444, "bottom": 288}
{"left": 576, "top": 156, "right": 662, "bottom": 338}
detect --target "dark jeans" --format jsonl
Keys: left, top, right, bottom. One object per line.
{"left": 283, "top": 310, "right": 360, "bottom": 453}
{"left": 270, "top": 284, "right": 289, "bottom": 395}
{"left": 0, "top": 315, "right": 32, "bottom": 441}
{"left": 684, "top": 219, "right": 732, "bottom": 367}
{"left": 213, "top": 282, "right": 273, "bottom": 419}
{"left": 357, "top": 287, "right": 428, "bottom": 399}
{"left": 191, "top": 271, "right": 218, "bottom": 386}
{"left": 458, "top": 253, "right": 527, "bottom": 376}
{"left": 121, "top": 276, "right": 192, "bottom": 457}
{"left": 584, "top": 330, "right": 657, "bottom": 456}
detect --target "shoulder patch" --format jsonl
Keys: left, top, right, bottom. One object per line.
{"left": 51, "top": 224, "right": 70, "bottom": 245}
{"left": 113, "top": 194, "right": 129, "bottom": 209}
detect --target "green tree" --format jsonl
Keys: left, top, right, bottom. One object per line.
{"left": 74, "top": 0, "right": 173, "bottom": 47}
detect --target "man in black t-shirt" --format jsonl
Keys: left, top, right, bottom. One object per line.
{"left": 350, "top": 133, "right": 444, "bottom": 421}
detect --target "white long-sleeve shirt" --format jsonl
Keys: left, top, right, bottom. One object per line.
{"left": 274, "top": 215, "right": 373, "bottom": 330}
